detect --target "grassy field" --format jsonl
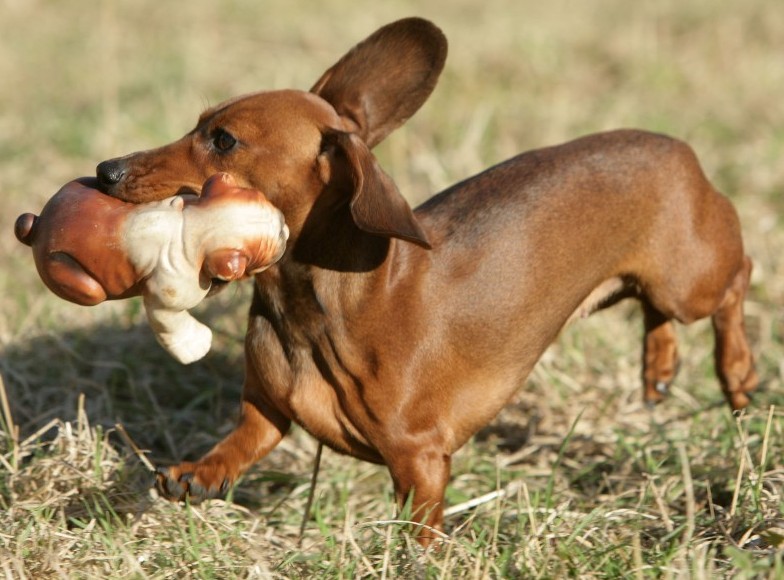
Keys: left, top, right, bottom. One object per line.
{"left": 1, "top": 0, "right": 783, "bottom": 577}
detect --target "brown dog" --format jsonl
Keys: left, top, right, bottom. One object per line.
{"left": 93, "top": 18, "right": 756, "bottom": 542}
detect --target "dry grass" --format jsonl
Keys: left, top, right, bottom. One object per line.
{"left": 1, "top": 0, "right": 783, "bottom": 577}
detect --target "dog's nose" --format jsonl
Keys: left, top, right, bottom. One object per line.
{"left": 96, "top": 158, "right": 127, "bottom": 190}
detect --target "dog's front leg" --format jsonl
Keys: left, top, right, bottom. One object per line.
{"left": 386, "top": 446, "right": 452, "bottom": 547}
{"left": 156, "top": 376, "right": 291, "bottom": 503}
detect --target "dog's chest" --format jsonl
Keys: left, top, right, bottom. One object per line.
{"left": 245, "top": 313, "right": 383, "bottom": 462}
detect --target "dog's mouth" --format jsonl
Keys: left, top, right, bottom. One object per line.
{"left": 206, "top": 278, "right": 230, "bottom": 297}
{"left": 95, "top": 181, "right": 205, "bottom": 204}
{"left": 175, "top": 185, "right": 202, "bottom": 198}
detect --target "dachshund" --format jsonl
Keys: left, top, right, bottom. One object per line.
{"left": 93, "top": 18, "right": 756, "bottom": 543}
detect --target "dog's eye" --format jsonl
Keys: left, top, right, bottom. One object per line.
{"left": 212, "top": 129, "right": 237, "bottom": 153}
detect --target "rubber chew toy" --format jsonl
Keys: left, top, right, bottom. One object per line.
{"left": 15, "top": 173, "right": 288, "bottom": 364}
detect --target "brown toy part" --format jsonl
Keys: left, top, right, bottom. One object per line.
{"left": 15, "top": 174, "right": 286, "bottom": 307}
{"left": 203, "top": 249, "right": 250, "bottom": 281}
{"left": 16, "top": 173, "right": 288, "bottom": 364}
{"left": 182, "top": 173, "right": 288, "bottom": 276}
{"left": 15, "top": 178, "right": 142, "bottom": 305}
{"left": 13, "top": 212, "right": 37, "bottom": 245}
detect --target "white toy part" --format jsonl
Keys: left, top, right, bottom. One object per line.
{"left": 144, "top": 293, "right": 213, "bottom": 365}
{"left": 123, "top": 178, "right": 288, "bottom": 364}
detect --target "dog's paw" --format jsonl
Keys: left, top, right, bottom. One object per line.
{"left": 643, "top": 358, "right": 681, "bottom": 407}
{"left": 155, "top": 462, "right": 232, "bottom": 503}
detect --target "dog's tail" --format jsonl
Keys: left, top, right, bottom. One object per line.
{"left": 14, "top": 213, "right": 39, "bottom": 246}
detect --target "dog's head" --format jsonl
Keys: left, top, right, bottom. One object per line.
{"left": 96, "top": 18, "right": 447, "bottom": 250}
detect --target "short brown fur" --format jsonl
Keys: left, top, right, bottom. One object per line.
{"left": 94, "top": 18, "right": 757, "bottom": 544}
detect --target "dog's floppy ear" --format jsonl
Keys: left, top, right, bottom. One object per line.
{"left": 321, "top": 131, "right": 431, "bottom": 249}
{"left": 311, "top": 18, "right": 447, "bottom": 149}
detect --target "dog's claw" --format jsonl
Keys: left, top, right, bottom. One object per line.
{"left": 191, "top": 476, "right": 230, "bottom": 500}
{"left": 188, "top": 480, "right": 208, "bottom": 500}
{"left": 165, "top": 476, "right": 187, "bottom": 499}
{"left": 153, "top": 465, "right": 231, "bottom": 503}
{"left": 154, "top": 467, "right": 190, "bottom": 501}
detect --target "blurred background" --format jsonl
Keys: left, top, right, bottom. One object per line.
{"left": 0, "top": 0, "right": 782, "bottom": 576}
{"left": 2, "top": 0, "right": 782, "bottom": 327}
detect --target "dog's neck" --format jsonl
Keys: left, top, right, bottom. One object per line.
{"left": 252, "top": 207, "right": 421, "bottom": 335}
{"left": 290, "top": 182, "right": 391, "bottom": 273}
{"left": 249, "top": 175, "right": 431, "bottom": 382}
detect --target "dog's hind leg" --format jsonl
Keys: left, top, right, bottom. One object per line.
{"left": 641, "top": 300, "right": 680, "bottom": 405}
{"left": 640, "top": 251, "right": 757, "bottom": 411}
{"left": 711, "top": 256, "right": 757, "bottom": 410}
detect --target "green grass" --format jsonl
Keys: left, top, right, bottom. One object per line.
{"left": 1, "top": 0, "right": 783, "bottom": 577}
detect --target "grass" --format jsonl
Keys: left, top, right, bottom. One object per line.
{"left": 1, "top": 0, "right": 783, "bottom": 577}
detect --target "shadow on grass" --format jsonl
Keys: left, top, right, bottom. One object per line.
{"left": 0, "top": 299, "right": 308, "bottom": 517}
{"left": 1, "top": 319, "right": 244, "bottom": 457}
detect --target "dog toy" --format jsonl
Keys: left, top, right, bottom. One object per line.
{"left": 15, "top": 173, "right": 288, "bottom": 363}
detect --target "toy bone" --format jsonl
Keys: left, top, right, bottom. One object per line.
{"left": 15, "top": 173, "right": 289, "bottom": 364}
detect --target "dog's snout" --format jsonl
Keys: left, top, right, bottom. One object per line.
{"left": 96, "top": 158, "right": 127, "bottom": 190}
